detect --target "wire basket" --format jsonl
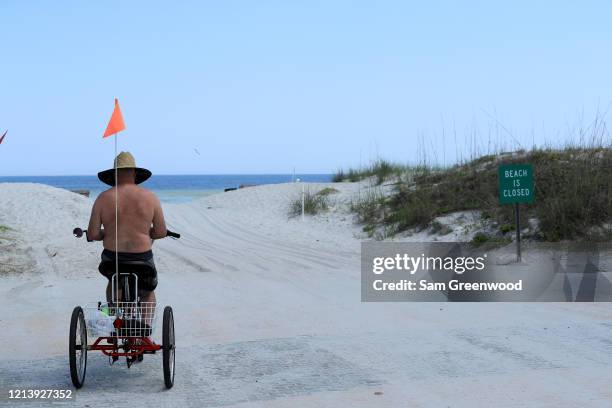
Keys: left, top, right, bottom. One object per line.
{"left": 84, "top": 302, "right": 158, "bottom": 339}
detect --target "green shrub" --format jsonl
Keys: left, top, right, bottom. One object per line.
{"left": 331, "top": 170, "right": 345, "bottom": 182}
{"left": 317, "top": 187, "right": 339, "bottom": 196}
{"left": 472, "top": 232, "right": 492, "bottom": 244}
{"left": 333, "top": 146, "right": 612, "bottom": 241}
{"left": 0, "top": 225, "right": 12, "bottom": 241}
{"left": 332, "top": 159, "right": 410, "bottom": 184}
{"left": 370, "top": 160, "right": 402, "bottom": 185}
{"left": 289, "top": 189, "right": 330, "bottom": 217}
{"left": 347, "top": 168, "right": 361, "bottom": 182}
{"left": 350, "top": 188, "right": 386, "bottom": 225}
{"left": 431, "top": 220, "right": 453, "bottom": 235}
{"left": 380, "top": 147, "right": 612, "bottom": 241}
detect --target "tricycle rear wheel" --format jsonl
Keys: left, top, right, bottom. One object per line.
{"left": 162, "top": 306, "right": 175, "bottom": 389}
{"left": 69, "top": 306, "right": 87, "bottom": 388}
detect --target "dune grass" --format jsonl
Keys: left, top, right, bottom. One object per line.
{"left": 0, "top": 225, "right": 13, "bottom": 273}
{"left": 350, "top": 187, "right": 386, "bottom": 225}
{"left": 0, "top": 225, "right": 12, "bottom": 242}
{"left": 289, "top": 188, "right": 335, "bottom": 217}
{"left": 317, "top": 187, "right": 339, "bottom": 196}
{"left": 332, "top": 159, "right": 409, "bottom": 185}
{"left": 351, "top": 147, "right": 612, "bottom": 241}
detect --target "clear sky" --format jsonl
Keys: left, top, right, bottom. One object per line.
{"left": 1, "top": 1, "right": 612, "bottom": 175}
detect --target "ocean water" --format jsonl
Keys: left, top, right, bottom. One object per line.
{"left": 0, "top": 174, "right": 332, "bottom": 203}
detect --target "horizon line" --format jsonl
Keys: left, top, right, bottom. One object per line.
{"left": 0, "top": 173, "right": 333, "bottom": 177}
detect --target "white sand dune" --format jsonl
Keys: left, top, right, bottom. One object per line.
{"left": 1, "top": 182, "right": 611, "bottom": 407}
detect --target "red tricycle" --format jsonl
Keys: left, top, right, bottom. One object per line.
{"left": 69, "top": 228, "right": 180, "bottom": 389}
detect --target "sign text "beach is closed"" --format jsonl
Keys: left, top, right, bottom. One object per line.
{"left": 498, "top": 163, "right": 534, "bottom": 204}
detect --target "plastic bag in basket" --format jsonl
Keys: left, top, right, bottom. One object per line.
{"left": 87, "top": 309, "right": 116, "bottom": 337}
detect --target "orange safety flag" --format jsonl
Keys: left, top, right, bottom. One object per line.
{"left": 103, "top": 98, "right": 126, "bottom": 137}
{"left": 0, "top": 130, "right": 6, "bottom": 144}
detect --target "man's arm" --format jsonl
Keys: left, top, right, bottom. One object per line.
{"left": 87, "top": 196, "right": 105, "bottom": 241}
{"left": 149, "top": 194, "right": 167, "bottom": 239}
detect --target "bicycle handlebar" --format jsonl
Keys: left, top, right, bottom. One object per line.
{"left": 73, "top": 228, "right": 180, "bottom": 239}
{"left": 166, "top": 230, "right": 180, "bottom": 239}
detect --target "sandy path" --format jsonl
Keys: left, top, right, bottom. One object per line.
{"left": 1, "top": 183, "right": 611, "bottom": 407}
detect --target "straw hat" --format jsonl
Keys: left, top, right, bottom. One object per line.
{"left": 97, "top": 151, "right": 152, "bottom": 186}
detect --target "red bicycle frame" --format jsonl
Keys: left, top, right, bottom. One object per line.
{"left": 89, "top": 336, "right": 161, "bottom": 357}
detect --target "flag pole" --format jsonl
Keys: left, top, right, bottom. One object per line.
{"left": 103, "top": 97, "right": 125, "bottom": 304}
{"left": 114, "top": 132, "right": 118, "bottom": 304}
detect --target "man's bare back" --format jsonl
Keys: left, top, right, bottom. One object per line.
{"left": 87, "top": 182, "right": 167, "bottom": 252}
{"left": 89, "top": 157, "right": 166, "bottom": 305}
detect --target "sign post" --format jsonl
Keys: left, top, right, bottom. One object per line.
{"left": 498, "top": 163, "right": 534, "bottom": 262}
{"left": 515, "top": 203, "right": 520, "bottom": 261}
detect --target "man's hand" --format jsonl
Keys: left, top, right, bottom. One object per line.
{"left": 86, "top": 229, "right": 104, "bottom": 242}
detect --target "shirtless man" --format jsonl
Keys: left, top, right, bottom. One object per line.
{"left": 87, "top": 151, "right": 167, "bottom": 304}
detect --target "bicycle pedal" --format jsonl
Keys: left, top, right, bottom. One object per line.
{"left": 127, "top": 355, "right": 143, "bottom": 366}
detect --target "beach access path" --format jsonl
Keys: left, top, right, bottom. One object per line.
{"left": 0, "top": 183, "right": 611, "bottom": 407}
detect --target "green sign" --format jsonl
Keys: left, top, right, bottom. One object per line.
{"left": 498, "top": 163, "right": 534, "bottom": 204}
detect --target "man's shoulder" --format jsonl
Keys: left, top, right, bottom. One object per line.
{"left": 92, "top": 189, "right": 113, "bottom": 211}
{"left": 134, "top": 186, "right": 159, "bottom": 201}
{"left": 99, "top": 185, "right": 158, "bottom": 202}
{"left": 97, "top": 188, "right": 113, "bottom": 200}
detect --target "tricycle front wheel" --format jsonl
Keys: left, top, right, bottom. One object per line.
{"left": 69, "top": 306, "right": 87, "bottom": 388}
